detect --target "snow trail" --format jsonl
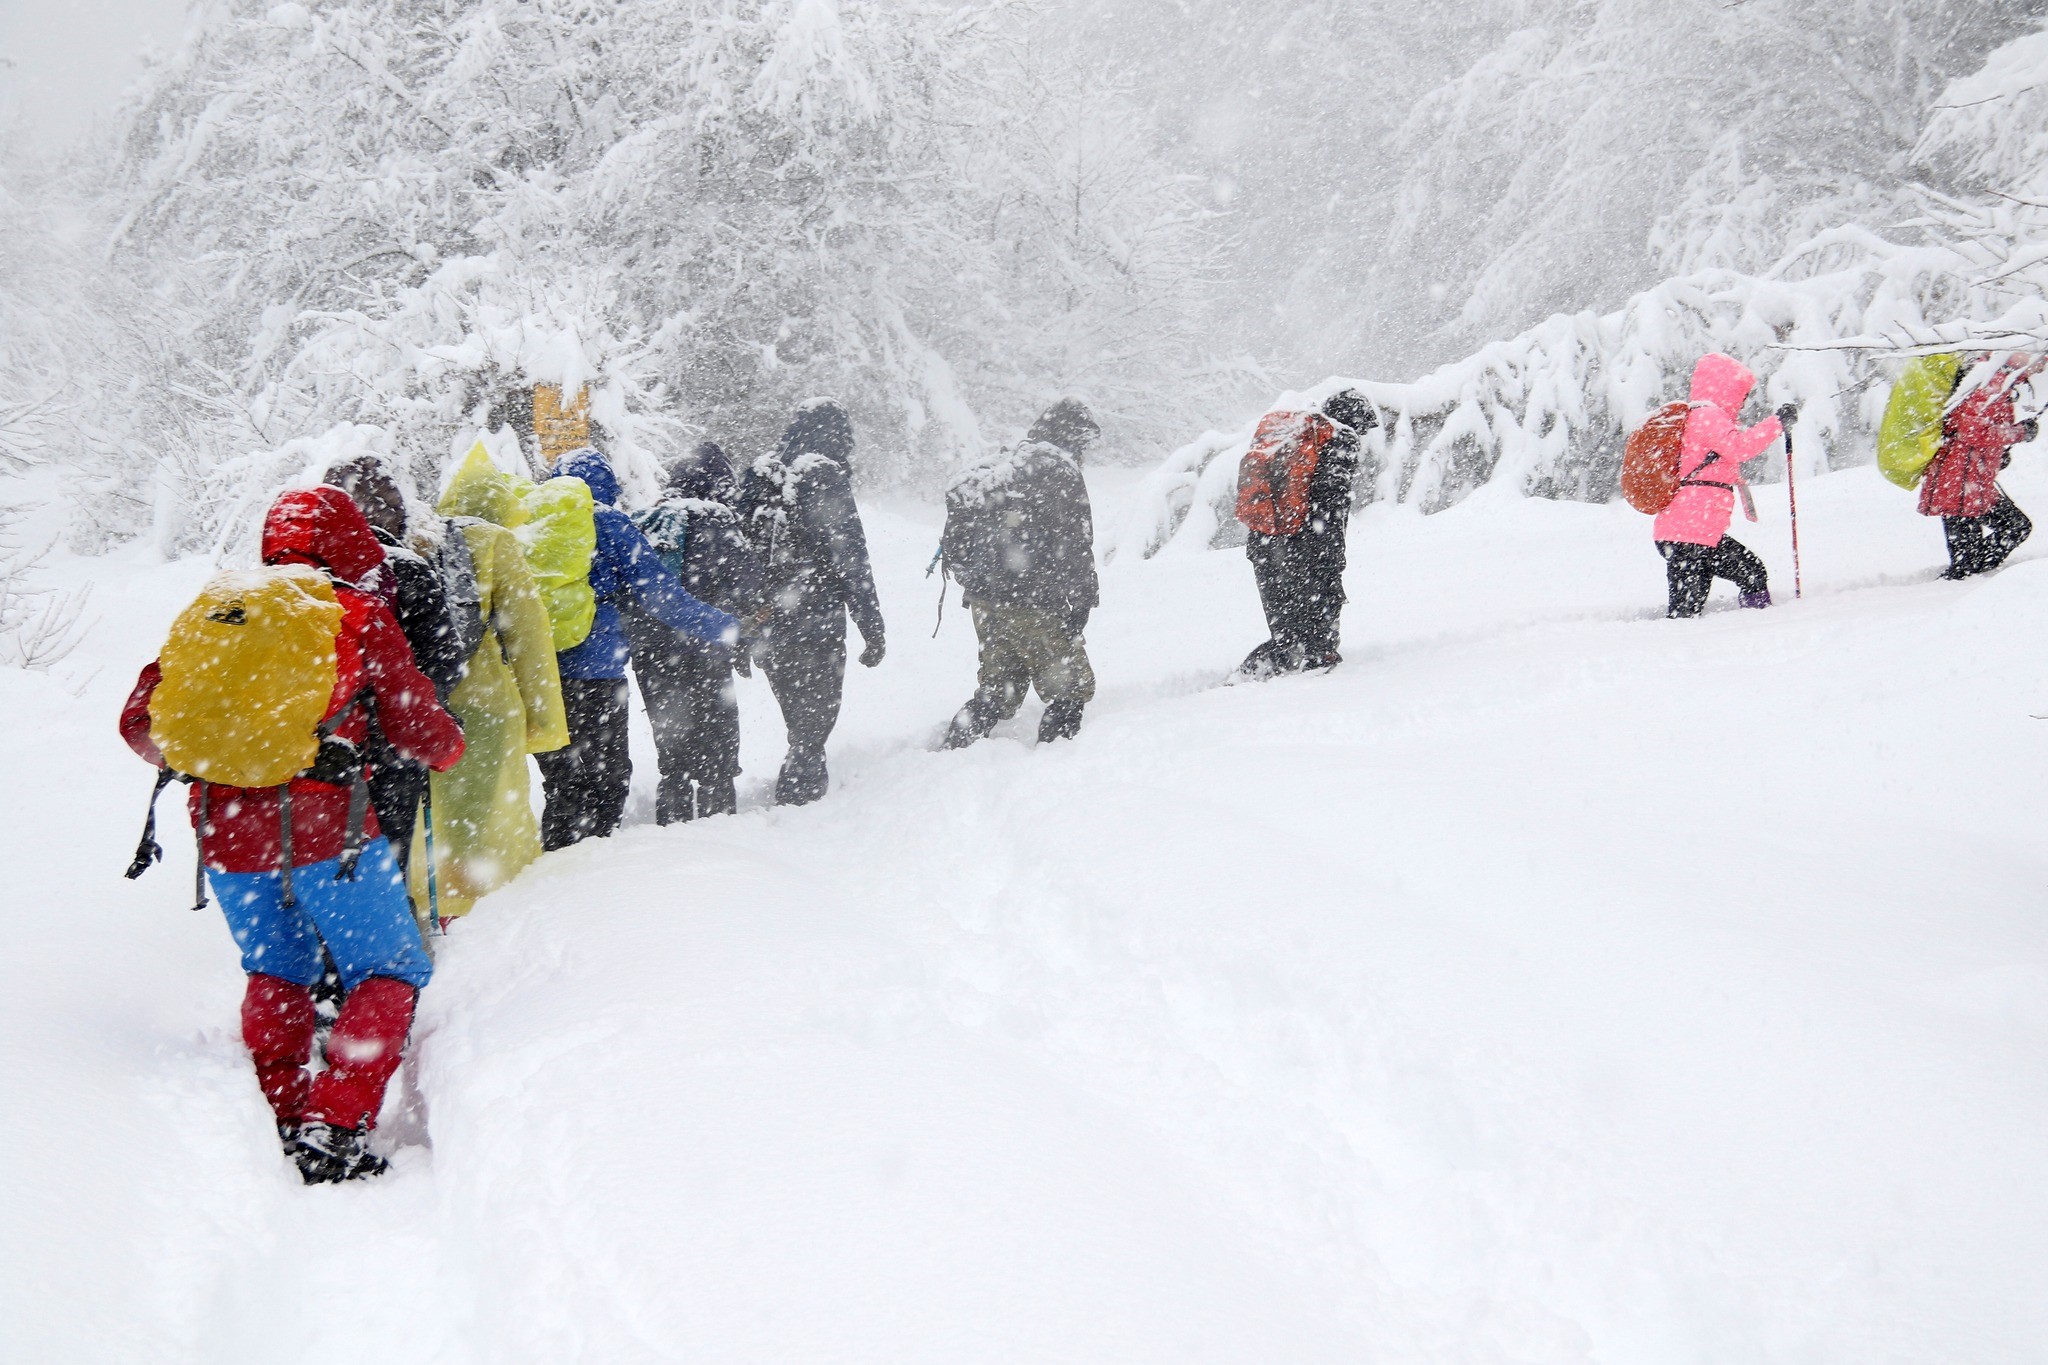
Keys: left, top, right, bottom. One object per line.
{"left": 6, "top": 463, "right": 2047, "bottom": 1361}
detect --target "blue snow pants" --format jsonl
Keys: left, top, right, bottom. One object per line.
{"left": 208, "top": 838, "right": 433, "bottom": 990}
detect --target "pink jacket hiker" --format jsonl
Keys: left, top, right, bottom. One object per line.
{"left": 1652, "top": 353, "right": 1784, "bottom": 547}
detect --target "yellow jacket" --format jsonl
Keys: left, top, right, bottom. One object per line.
{"left": 411, "top": 481, "right": 569, "bottom": 917}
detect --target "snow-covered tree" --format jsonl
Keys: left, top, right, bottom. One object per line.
{"left": 64, "top": 0, "right": 1249, "bottom": 551}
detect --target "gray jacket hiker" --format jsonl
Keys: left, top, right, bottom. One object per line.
{"left": 940, "top": 397, "right": 1101, "bottom": 749}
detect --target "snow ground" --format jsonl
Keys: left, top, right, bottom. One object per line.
{"left": 4, "top": 460, "right": 2046, "bottom": 1363}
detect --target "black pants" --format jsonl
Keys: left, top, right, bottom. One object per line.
{"left": 1658, "top": 537, "right": 1768, "bottom": 618}
{"left": 535, "top": 678, "right": 632, "bottom": 849}
{"left": 1943, "top": 494, "right": 2032, "bottom": 578}
{"left": 1246, "top": 530, "right": 1345, "bottom": 667}
{"left": 630, "top": 635, "right": 740, "bottom": 824}
{"left": 761, "top": 609, "right": 846, "bottom": 807}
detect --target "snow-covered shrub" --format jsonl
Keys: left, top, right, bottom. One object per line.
{"left": 0, "top": 506, "right": 90, "bottom": 671}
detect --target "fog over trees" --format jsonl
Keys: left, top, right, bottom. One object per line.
{"left": 3, "top": 1, "right": 2044, "bottom": 556}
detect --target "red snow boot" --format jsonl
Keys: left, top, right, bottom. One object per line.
{"left": 242, "top": 974, "right": 317, "bottom": 1126}
{"left": 304, "top": 976, "right": 417, "bottom": 1133}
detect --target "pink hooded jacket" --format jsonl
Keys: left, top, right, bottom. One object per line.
{"left": 1652, "top": 354, "right": 1784, "bottom": 547}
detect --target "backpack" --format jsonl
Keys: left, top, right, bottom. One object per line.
{"left": 131, "top": 565, "right": 373, "bottom": 909}
{"left": 440, "top": 441, "right": 597, "bottom": 651}
{"left": 633, "top": 501, "right": 693, "bottom": 581}
{"left": 151, "top": 566, "right": 351, "bottom": 788}
{"left": 742, "top": 452, "right": 808, "bottom": 572}
{"left": 435, "top": 519, "right": 486, "bottom": 664}
{"left": 1877, "top": 352, "right": 1965, "bottom": 490}
{"left": 513, "top": 478, "right": 598, "bottom": 652}
{"left": 1620, "top": 402, "right": 1694, "bottom": 514}
{"left": 1235, "top": 411, "right": 1336, "bottom": 536}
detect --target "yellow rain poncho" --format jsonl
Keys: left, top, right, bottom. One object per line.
{"left": 411, "top": 451, "right": 571, "bottom": 918}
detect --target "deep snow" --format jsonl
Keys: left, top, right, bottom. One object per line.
{"left": 4, "top": 459, "right": 2046, "bottom": 1362}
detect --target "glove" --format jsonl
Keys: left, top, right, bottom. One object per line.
{"left": 859, "top": 635, "right": 886, "bottom": 668}
{"left": 733, "top": 645, "right": 753, "bottom": 679}
{"left": 1776, "top": 402, "right": 1799, "bottom": 427}
{"left": 2023, "top": 418, "right": 2040, "bottom": 443}
{"left": 306, "top": 735, "right": 364, "bottom": 786}
{"left": 1062, "top": 605, "right": 1093, "bottom": 638}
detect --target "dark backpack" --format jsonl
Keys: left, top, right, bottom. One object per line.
{"left": 436, "top": 519, "right": 486, "bottom": 663}
{"left": 1235, "top": 411, "right": 1336, "bottom": 536}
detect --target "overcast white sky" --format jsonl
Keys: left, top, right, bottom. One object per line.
{"left": 1, "top": 0, "right": 194, "bottom": 151}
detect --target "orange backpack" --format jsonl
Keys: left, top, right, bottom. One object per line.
{"left": 1620, "top": 401, "right": 1693, "bottom": 514}
{"left": 1236, "top": 411, "right": 1336, "bottom": 536}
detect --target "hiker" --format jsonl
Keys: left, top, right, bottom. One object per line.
{"left": 1237, "top": 389, "right": 1376, "bottom": 678}
{"left": 539, "top": 446, "right": 738, "bottom": 847}
{"left": 322, "top": 455, "right": 473, "bottom": 873}
{"left": 627, "top": 442, "right": 766, "bottom": 822}
{"left": 740, "top": 399, "right": 886, "bottom": 805}
{"left": 119, "top": 487, "right": 465, "bottom": 1183}
{"left": 938, "top": 397, "right": 1101, "bottom": 748}
{"left": 1920, "top": 354, "right": 2042, "bottom": 579}
{"left": 415, "top": 450, "right": 570, "bottom": 918}
{"left": 1653, "top": 354, "right": 1785, "bottom": 618}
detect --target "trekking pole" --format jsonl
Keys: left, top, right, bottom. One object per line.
{"left": 1779, "top": 404, "right": 1803, "bottom": 600}
{"left": 420, "top": 788, "right": 442, "bottom": 948}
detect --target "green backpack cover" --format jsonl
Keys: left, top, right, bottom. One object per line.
{"left": 1876, "top": 353, "right": 1964, "bottom": 490}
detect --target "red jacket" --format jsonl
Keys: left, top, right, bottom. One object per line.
{"left": 1920, "top": 358, "right": 2040, "bottom": 518}
{"left": 121, "top": 488, "right": 465, "bottom": 874}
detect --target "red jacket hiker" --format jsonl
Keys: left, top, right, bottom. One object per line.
{"left": 1919, "top": 357, "right": 2040, "bottom": 519}
{"left": 120, "top": 487, "right": 465, "bottom": 873}
{"left": 121, "top": 487, "right": 467, "bottom": 1184}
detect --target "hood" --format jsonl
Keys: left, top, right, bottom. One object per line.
{"left": 262, "top": 486, "right": 386, "bottom": 585}
{"left": 667, "top": 441, "right": 739, "bottom": 504}
{"left": 777, "top": 399, "right": 854, "bottom": 469}
{"left": 1025, "top": 397, "right": 1100, "bottom": 456}
{"left": 439, "top": 442, "right": 522, "bottom": 526}
{"left": 554, "top": 446, "right": 620, "bottom": 505}
{"left": 1689, "top": 353, "right": 1757, "bottom": 420}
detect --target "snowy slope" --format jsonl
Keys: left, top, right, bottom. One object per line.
{"left": 5, "top": 460, "right": 2047, "bottom": 1363}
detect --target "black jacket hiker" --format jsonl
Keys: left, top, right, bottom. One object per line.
{"left": 1241, "top": 390, "right": 1372, "bottom": 678}
{"left": 740, "top": 400, "right": 885, "bottom": 805}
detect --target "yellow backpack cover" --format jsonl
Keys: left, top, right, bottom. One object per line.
{"left": 150, "top": 566, "right": 343, "bottom": 788}
{"left": 515, "top": 478, "right": 597, "bottom": 651}
{"left": 441, "top": 442, "right": 597, "bottom": 651}
{"left": 1877, "top": 353, "right": 1964, "bottom": 489}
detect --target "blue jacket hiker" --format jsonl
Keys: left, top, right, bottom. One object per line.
{"left": 538, "top": 446, "right": 738, "bottom": 848}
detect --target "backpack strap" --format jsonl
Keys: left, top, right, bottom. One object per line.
{"left": 193, "top": 782, "right": 211, "bottom": 913}
{"left": 335, "top": 770, "right": 370, "bottom": 883}
{"left": 278, "top": 786, "right": 296, "bottom": 909}
{"left": 125, "top": 767, "right": 176, "bottom": 881}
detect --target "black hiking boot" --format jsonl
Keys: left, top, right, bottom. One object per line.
{"left": 940, "top": 697, "right": 1001, "bottom": 751}
{"left": 1236, "top": 639, "right": 1308, "bottom": 681}
{"left": 292, "top": 1122, "right": 389, "bottom": 1185}
{"left": 1037, "top": 699, "right": 1084, "bottom": 744}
